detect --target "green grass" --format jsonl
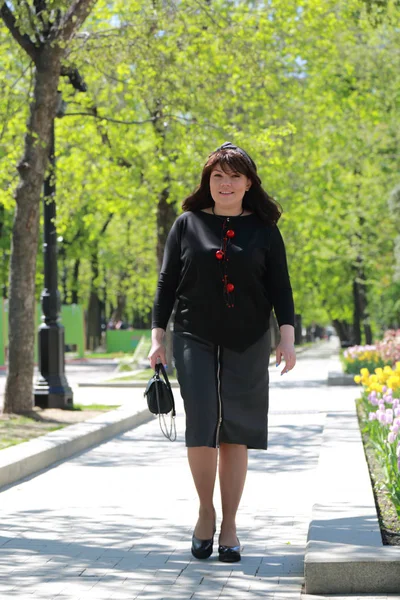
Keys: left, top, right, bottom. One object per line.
{"left": 0, "top": 405, "right": 118, "bottom": 450}
{"left": 0, "top": 416, "right": 64, "bottom": 450}
{"left": 66, "top": 352, "right": 133, "bottom": 360}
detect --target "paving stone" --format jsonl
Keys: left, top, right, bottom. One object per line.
{"left": 136, "top": 585, "right": 175, "bottom": 599}
{"left": 119, "top": 574, "right": 153, "bottom": 587}
{"left": 0, "top": 341, "right": 361, "bottom": 600}
{"left": 191, "top": 579, "right": 225, "bottom": 598}
{"left": 173, "top": 574, "right": 204, "bottom": 588}
{"left": 249, "top": 576, "right": 280, "bottom": 592}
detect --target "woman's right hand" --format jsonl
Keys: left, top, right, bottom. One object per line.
{"left": 148, "top": 342, "right": 167, "bottom": 371}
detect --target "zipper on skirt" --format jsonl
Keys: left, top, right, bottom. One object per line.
{"left": 215, "top": 345, "right": 223, "bottom": 448}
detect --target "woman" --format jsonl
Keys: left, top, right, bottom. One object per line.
{"left": 148, "top": 142, "right": 296, "bottom": 563}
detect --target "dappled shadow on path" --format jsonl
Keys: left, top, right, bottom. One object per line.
{"left": 307, "top": 505, "right": 384, "bottom": 548}
{"left": 45, "top": 420, "right": 322, "bottom": 475}
{"left": 0, "top": 508, "right": 306, "bottom": 595}
{"left": 249, "top": 424, "right": 323, "bottom": 474}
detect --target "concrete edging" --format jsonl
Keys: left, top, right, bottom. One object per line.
{"left": 78, "top": 346, "right": 316, "bottom": 388}
{"left": 327, "top": 371, "right": 357, "bottom": 386}
{"left": 304, "top": 409, "right": 400, "bottom": 594}
{"left": 78, "top": 380, "right": 180, "bottom": 388}
{"left": 0, "top": 405, "right": 154, "bottom": 490}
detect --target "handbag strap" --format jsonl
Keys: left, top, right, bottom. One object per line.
{"left": 154, "top": 363, "right": 176, "bottom": 441}
{"left": 155, "top": 363, "right": 176, "bottom": 417}
{"left": 158, "top": 410, "right": 177, "bottom": 442}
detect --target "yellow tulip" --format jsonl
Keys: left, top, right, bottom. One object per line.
{"left": 387, "top": 376, "right": 399, "bottom": 390}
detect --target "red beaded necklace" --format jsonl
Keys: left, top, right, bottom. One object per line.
{"left": 212, "top": 205, "right": 244, "bottom": 308}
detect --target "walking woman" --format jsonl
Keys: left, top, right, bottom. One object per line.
{"left": 148, "top": 142, "right": 296, "bottom": 562}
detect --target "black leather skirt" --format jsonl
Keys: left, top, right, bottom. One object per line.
{"left": 173, "top": 329, "right": 271, "bottom": 449}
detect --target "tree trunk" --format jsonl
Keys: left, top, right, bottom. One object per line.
{"left": 157, "top": 185, "right": 177, "bottom": 371}
{"left": 59, "top": 245, "right": 68, "bottom": 304}
{"left": 332, "top": 319, "right": 354, "bottom": 347}
{"left": 71, "top": 258, "right": 80, "bottom": 304}
{"left": 152, "top": 100, "right": 177, "bottom": 371}
{"left": 1, "top": 0, "right": 97, "bottom": 413}
{"left": 156, "top": 187, "right": 177, "bottom": 269}
{"left": 352, "top": 278, "right": 362, "bottom": 345}
{"left": 364, "top": 322, "right": 373, "bottom": 345}
{"left": 0, "top": 205, "right": 9, "bottom": 298}
{"left": 86, "top": 251, "right": 102, "bottom": 351}
{"left": 294, "top": 314, "right": 303, "bottom": 345}
{"left": 85, "top": 214, "right": 113, "bottom": 348}
{"left": 132, "top": 308, "right": 151, "bottom": 329}
{"left": 353, "top": 258, "right": 372, "bottom": 345}
{"left": 111, "top": 293, "right": 127, "bottom": 324}
{"left": 4, "top": 52, "right": 61, "bottom": 413}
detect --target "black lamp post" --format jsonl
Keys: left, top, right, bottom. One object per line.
{"left": 34, "top": 92, "right": 73, "bottom": 408}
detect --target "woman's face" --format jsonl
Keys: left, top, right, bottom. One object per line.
{"left": 209, "top": 164, "right": 251, "bottom": 206}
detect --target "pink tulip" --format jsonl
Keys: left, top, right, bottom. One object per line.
{"left": 388, "top": 432, "right": 396, "bottom": 443}
{"left": 378, "top": 411, "right": 387, "bottom": 423}
{"left": 386, "top": 409, "right": 394, "bottom": 423}
{"left": 369, "top": 412, "right": 377, "bottom": 421}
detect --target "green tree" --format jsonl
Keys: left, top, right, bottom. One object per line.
{"left": 1, "top": 0, "right": 97, "bottom": 413}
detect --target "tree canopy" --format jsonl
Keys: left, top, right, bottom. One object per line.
{"left": 1, "top": 0, "right": 399, "bottom": 348}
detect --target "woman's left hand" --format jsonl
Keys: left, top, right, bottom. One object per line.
{"left": 275, "top": 341, "right": 296, "bottom": 375}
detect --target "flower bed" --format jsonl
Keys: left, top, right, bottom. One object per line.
{"left": 342, "top": 345, "right": 385, "bottom": 374}
{"left": 342, "top": 329, "right": 400, "bottom": 374}
{"left": 377, "top": 329, "right": 400, "bottom": 366}
{"left": 355, "top": 363, "right": 400, "bottom": 516}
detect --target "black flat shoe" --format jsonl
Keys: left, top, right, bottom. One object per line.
{"left": 191, "top": 531, "right": 215, "bottom": 559}
{"left": 218, "top": 539, "right": 241, "bottom": 563}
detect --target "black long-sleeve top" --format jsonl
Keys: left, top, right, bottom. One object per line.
{"left": 152, "top": 210, "right": 295, "bottom": 353}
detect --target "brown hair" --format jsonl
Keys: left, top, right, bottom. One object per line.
{"left": 182, "top": 144, "right": 282, "bottom": 224}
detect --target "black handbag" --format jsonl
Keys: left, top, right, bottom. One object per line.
{"left": 144, "top": 362, "right": 176, "bottom": 441}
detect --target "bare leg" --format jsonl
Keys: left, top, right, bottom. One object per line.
{"left": 218, "top": 443, "right": 248, "bottom": 546}
{"left": 187, "top": 447, "right": 218, "bottom": 539}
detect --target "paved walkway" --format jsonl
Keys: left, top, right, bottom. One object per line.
{"left": 0, "top": 340, "right": 398, "bottom": 599}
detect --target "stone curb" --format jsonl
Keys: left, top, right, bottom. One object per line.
{"left": 78, "top": 380, "right": 180, "bottom": 388}
{"left": 327, "top": 371, "right": 357, "bottom": 386}
{"left": 0, "top": 405, "right": 153, "bottom": 490}
{"left": 304, "top": 409, "right": 400, "bottom": 594}
{"left": 78, "top": 345, "right": 315, "bottom": 388}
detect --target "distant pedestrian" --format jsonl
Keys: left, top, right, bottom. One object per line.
{"left": 148, "top": 142, "right": 296, "bottom": 563}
